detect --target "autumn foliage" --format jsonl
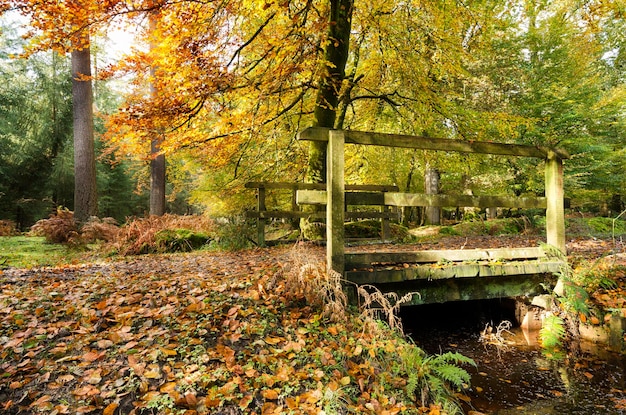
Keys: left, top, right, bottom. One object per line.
{"left": 112, "top": 214, "right": 214, "bottom": 255}
{"left": 0, "top": 244, "right": 473, "bottom": 414}
{"left": 29, "top": 207, "right": 119, "bottom": 244}
{"left": 0, "top": 220, "right": 17, "bottom": 236}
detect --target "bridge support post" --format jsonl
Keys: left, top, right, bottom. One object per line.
{"left": 257, "top": 187, "right": 266, "bottom": 247}
{"left": 327, "top": 130, "right": 345, "bottom": 275}
{"left": 545, "top": 152, "right": 566, "bottom": 254}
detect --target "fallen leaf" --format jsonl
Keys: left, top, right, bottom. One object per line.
{"left": 262, "top": 389, "right": 279, "bottom": 400}
{"left": 103, "top": 402, "right": 118, "bottom": 415}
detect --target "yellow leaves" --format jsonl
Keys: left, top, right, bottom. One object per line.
{"left": 264, "top": 336, "right": 283, "bottom": 345}
{"left": 261, "top": 388, "right": 280, "bottom": 400}
{"left": 102, "top": 402, "right": 118, "bottom": 415}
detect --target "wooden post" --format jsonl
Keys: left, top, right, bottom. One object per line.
{"left": 545, "top": 152, "right": 566, "bottom": 254}
{"left": 425, "top": 168, "right": 440, "bottom": 225}
{"left": 327, "top": 130, "right": 345, "bottom": 275}
{"left": 257, "top": 187, "right": 266, "bottom": 247}
{"left": 382, "top": 205, "right": 390, "bottom": 241}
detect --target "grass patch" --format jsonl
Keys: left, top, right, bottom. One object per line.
{"left": 0, "top": 236, "right": 86, "bottom": 268}
{"left": 565, "top": 217, "right": 626, "bottom": 238}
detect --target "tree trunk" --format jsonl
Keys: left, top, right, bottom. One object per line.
{"left": 71, "top": 36, "right": 97, "bottom": 224}
{"left": 305, "top": 0, "right": 354, "bottom": 183}
{"left": 149, "top": 13, "right": 166, "bottom": 216}
{"left": 150, "top": 144, "right": 166, "bottom": 216}
{"left": 301, "top": 0, "right": 353, "bottom": 240}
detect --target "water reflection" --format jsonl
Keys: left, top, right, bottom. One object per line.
{"left": 402, "top": 301, "right": 626, "bottom": 414}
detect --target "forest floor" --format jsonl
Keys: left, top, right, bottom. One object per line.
{"left": 0, "top": 234, "right": 625, "bottom": 414}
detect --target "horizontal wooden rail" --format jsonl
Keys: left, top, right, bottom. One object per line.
{"left": 245, "top": 181, "right": 399, "bottom": 245}
{"left": 299, "top": 127, "right": 570, "bottom": 160}
{"left": 298, "top": 190, "right": 547, "bottom": 209}
{"left": 345, "top": 247, "right": 549, "bottom": 268}
{"left": 245, "top": 211, "right": 325, "bottom": 220}
{"left": 297, "top": 190, "right": 393, "bottom": 206}
{"left": 346, "top": 261, "right": 563, "bottom": 284}
{"left": 245, "top": 182, "right": 398, "bottom": 192}
{"left": 385, "top": 193, "right": 547, "bottom": 209}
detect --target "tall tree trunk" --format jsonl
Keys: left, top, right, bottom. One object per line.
{"left": 71, "top": 35, "right": 97, "bottom": 224}
{"left": 149, "top": 13, "right": 166, "bottom": 216}
{"left": 305, "top": 0, "right": 354, "bottom": 183}
{"left": 150, "top": 144, "right": 166, "bottom": 216}
{"left": 301, "top": 0, "right": 353, "bottom": 239}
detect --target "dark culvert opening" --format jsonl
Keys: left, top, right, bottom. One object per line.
{"left": 399, "top": 298, "right": 520, "bottom": 352}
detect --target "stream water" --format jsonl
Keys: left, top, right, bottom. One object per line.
{"left": 402, "top": 300, "right": 626, "bottom": 415}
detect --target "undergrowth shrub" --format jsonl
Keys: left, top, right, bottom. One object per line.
{"left": 30, "top": 208, "right": 120, "bottom": 245}
{"left": 30, "top": 207, "right": 78, "bottom": 243}
{"left": 282, "top": 245, "right": 347, "bottom": 323}
{"left": 155, "top": 229, "right": 211, "bottom": 253}
{"left": 0, "top": 220, "right": 18, "bottom": 236}
{"left": 113, "top": 214, "right": 214, "bottom": 256}
{"left": 399, "top": 346, "right": 475, "bottom": 412}
{"left": 280, "top": 244, "right": 474, "bottom": 414}
{"left": 539, "top": 314, "right": 566, "bottom": 358}
{"left": 81, "top": 217, "right": 119, "bottom": 243}
{"left": 344, "top": 219, "right": 414, "bottom": 241}
{"left": 210, "top": 217, "right": 254, "bottom": 250}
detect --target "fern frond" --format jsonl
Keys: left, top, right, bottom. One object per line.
{"left": 432, "top": 364, "right": 472, "bottom": 388}
{"left": 433, "top": 351, "right": 477, "bottom": 367}
{"left": 539, "top": 314, "right": 566, "bottom": 349}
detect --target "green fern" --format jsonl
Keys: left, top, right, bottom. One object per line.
{"left": 399, "top": 347, "right": 475, "bottom": 413}
{"left": 539, "top": 314, "right": 566, "bottom": 350}
{"left": 432, "top": 362, "right": 472, "bottom": 387}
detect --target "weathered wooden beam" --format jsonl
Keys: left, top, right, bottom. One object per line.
{"left": 245, "top": 210, "right": 325, "bottom": 219}
{"left": 257, "top": 187, "right": 266, "bottom": 247}
{"left": 298, "top": 190, "right": 547, "bottom": 209}
{"left": 298, "top": 127, "right": 570, "bottom": 159}
{"left": 328, "top": 130, "right": 345, "bottom": 275}
{"left": 383, "top": 193, "right": 547, "bottom": 209}
{"left": 245, "top": 182, "right": 326, "bottom": 190}
{"left": 245, "top": 181, "right": 398, "bottom": 192}
{"left": 297, "top": 190, "right": 389, "bottom": 206}
{"left": 245, "top": 210, "right": 395, "bottom": 220}
{"left": 545, "top": 152, "right": 566, "bottom": 254}
{"left": 345, "top": 247, "right": 549, "bottom": 268}
{"left": 345, "top": 260, "right": 563, "bottom": 284}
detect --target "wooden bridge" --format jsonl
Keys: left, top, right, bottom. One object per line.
{"left": 298, "top": 127, "right": 568, "bottom": 305}
{"left": 248, "top": 127, "right": 569, "bottom": 305}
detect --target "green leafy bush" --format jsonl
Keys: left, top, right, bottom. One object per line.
{"left": 399, "top": 346, "right": 475, "bottom": 413}
{"left": 439, "top": 226, "right": 460, "bottom": 236}
{"left": 344, "top": 219, "right": 415, "bottom": 242}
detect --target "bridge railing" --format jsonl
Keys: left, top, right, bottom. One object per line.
{"left": 244, "top": 182, "right": 399, "bottom": 246}
{"left": 297, "top": 127, "right": 568, "bottom": 278}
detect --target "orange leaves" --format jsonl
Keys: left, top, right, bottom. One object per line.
{"left": 0, "top": 244, "right": 431, "bottom": 414}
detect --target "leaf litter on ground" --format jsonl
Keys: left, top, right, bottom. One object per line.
{"left": 1, "top": 236, "right": 624, "bottom": 414}
{"left": 0, "top": 244, "right": 442, "bottom": 414}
